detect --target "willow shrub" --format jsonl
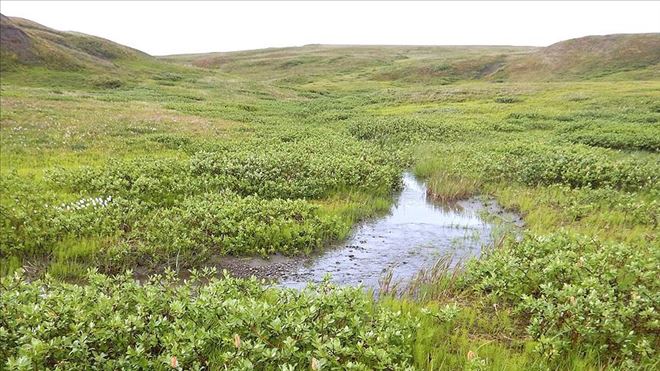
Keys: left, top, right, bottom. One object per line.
{"left": 462, "top": 233, "right": 659, "bottom": 366}
{"left": 1, "top": 270, "right": 417, "bottom": 370}
{"left": 137, "top": 191, "right": 343, "bottom": 257}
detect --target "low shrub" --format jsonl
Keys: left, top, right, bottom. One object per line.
{"left": 485, "top": 144, "right": 659, "bottom": 191}
{"left": 92, "top": 77, "right": 123, "bottom": 89}
{"left": 463, "top": 233, "right": 659, "bottom": 365}
{"left": 1, "top": 271, "right": 417, "bottom": 369}
{"left": 557, "top": 123, "right": 660, "bottom": 152}
{"left": 494, "top": 96, "right": 522, "bottom": 104}
{"left": 153, "top": 72, "right": 183, "bottom": 81}
{"left": 137, "top": 192, "right": 343, "bottom": 257}
{"left": 347, "top": 117, "right": 460, "bottom": 144}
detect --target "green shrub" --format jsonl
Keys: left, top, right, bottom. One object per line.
{"left": 189, "top": 148, "right": 401, "bottom": 199}
{"left": 463, "top": 233, "right": 659, "bottom": 365}
{"left": 92, "top": 77, "right": 123, "bottom": 89}
{"left": 1, "top": 271, "right": 417, "bottom": 369}
{"left": 495, "top": 96, "right": 522, "bottom": 104}
{"left": 137, "top": 192, "right": 342, "bottom": 257}
{"left": 557, "top": 123, "right": 660, "bottom": 152}
{"left": 484, "top": 144, "right": 659, "bottom": 191}
{"left": 153, "top": 72, "right": 183, "bottom": 81}
{"left": 347, "top": 117, "right": 460, "bottom": 144}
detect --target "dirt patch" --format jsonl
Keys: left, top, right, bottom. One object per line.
{"left": 206, "top": 254, "right": 301, "bottom": 281}
{"left": 129, "top": 253, "right": 305, "bottom": 284}
{"left": 0, "top": 14, "right": 36, "bottom": 62}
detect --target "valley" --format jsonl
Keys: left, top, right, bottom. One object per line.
{"left": 1, "top": 14, "right": 659, "bottom": 370}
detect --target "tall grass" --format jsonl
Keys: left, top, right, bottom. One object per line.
{"left": 425, "top": 172, "right": 481, "bottom": 203}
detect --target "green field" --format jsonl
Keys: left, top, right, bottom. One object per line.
{"left": 1, "top": 15, "right": 659, "bottom": 369}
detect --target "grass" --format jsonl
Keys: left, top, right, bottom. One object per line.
{"left": 1, "top": 25, "right": 659, "bottom": 369}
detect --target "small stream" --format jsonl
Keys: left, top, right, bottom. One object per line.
{"left": 276, "top": 172, "right": 521, "bottom": 289}
{"left": 212, "top": 172, "right": 522, "bottom": 290}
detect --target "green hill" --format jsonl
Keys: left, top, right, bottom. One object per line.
{"left": 3, "top": 14, "right": 658, "bottom": 81}
{"left": 165, "top": 35, "right": 660, "bottom": 82}
{"left": 499, "top": 33, "right": 660, "bottom": 80}
{"left": 163, "top": 44, "right": 536, "bottom": 83}
{"left": 0, "top": 14, "right": 148, "bottom": 71}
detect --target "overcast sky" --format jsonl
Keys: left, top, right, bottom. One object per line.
{"left": 2, "top": 1, "right": 658, "bottom": 55}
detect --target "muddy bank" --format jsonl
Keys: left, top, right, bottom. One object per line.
{"left": 206, "top": 172, "right": 523, "bottom": 290}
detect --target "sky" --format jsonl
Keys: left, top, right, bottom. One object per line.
{"left": 1, "top": 1, "right": 658, "bottom": 56}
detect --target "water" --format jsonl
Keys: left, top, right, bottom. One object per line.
{"left": 276, "top": 172, "right": 518, "bottom": 289}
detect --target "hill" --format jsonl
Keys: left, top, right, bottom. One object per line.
{"left": 0, "top": 14, "right": 148, "bottom": 71}
{"left": 166, "top": 35, "right": 660, "bottom": 82}
{"left": 163, "top": 44, "right": 537, "bottom": 83}
{"left": 499, "top": 33, "right": 660, "bottom": 80}
{"left": 1, "top": 14, "right": 659, "bottom": 82}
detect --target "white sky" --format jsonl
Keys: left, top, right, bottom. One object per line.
{"left": 1, "top": 1, "right": 658, "bottom": 56}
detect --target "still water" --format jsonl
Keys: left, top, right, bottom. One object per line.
{"left": 277, "top": 172, "right": 519, "bottom": 289}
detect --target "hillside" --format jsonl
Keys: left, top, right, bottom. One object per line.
{"left": 499, "top": 33, "right": 660, "bottom": 80}
{"left": 2, "top": 14, "right": 658, "bottom": 81}
{"left": 165, "top": 35, "right": 660, "bottom": 82}
{"left": 164, "top": 44, "right": 537, "bottom": 83}
{"left": 0, "top": 14, "right": 148, "bottom": 71}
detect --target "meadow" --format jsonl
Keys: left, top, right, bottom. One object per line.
{"left": 1, "top": 22, "right": 659, "bottom": 369}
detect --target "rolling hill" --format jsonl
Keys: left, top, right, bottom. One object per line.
{"left": 0, "top": 14, "right": 148, "bottom": 71}
{"left": 1, "top": 14, "right": 659, "bottom": 81}
{"left": 499, "top": 33, "right": 660, "bottom": 80}
{"left": 163, "top": 44, "right": 538, "bottom": 83}
{"left": 165, "top": 35, "right": 660, "bottom": 83}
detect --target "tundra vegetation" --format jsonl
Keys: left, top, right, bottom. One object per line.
{"left": 1, "top": 16, "right": 659, "bottom": 369}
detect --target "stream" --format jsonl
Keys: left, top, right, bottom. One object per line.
{"left": 278, "top": 172, "right": 522, "bottom": 289}
{"left": 215, "top": 172, "right": 523, "bottom": 290}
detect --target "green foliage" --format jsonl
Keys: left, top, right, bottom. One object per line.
{"left": 1, "top": 185, "right": 342, "bottom": 269}
{"left": 153, "top": 72, "right": 184, "bottom": 82}
{"left": 485, "top": 144, "right": 659, "bottom": 191}
{"left": 494, "top": 96, "right": 522, "bottom": 104}
{"left": 0, "top": 173, "right": 118, "bottom": 258}
{"left": 463, "top": 233, "right": 659, "bottom": 365}
{"left": 92, "top": 77, "right": 123, "bottom": 89}
{"left": 557, "top": 122, "right": 660, "bottom": 152}
{"left": 1, "top": 271, "right": 417, "bottom": 370}
{"left": 138, "top": 192, "right": 342, "bottom": 257}
{"left": 45, "top": 158, "right": 190, "bottom": 203}
{"left": 188, "top": 146, "right": 402, "bottom": 199}
{"left": 347, "top": 117, "right": 461, "bottom": 144}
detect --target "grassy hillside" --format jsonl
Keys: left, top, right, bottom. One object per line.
{"left": 0, "top": 14, "right": 147, "bottom": 72}
{"left": 500, "top": 33, "right": 660, "bottom": 80}
{"left": 165, "top": 44, "right": 535, "bottom": 84}
{"left": 166, "top": 33, "right": 660, "bottom": 82}
{"left": 1, "top": 16, "right": 659, "bottom": 370}
{"left": 4, "top": 13, "right": 657, "bottom": 82}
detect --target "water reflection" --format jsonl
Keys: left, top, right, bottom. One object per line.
{"left": 279, "top": 172, "right": 510, "bottom": 289}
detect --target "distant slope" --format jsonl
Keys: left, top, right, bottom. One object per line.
{"left": 164, "top": 44, "right": 537, "bottom": 83}
{"left": 167, "top": 34, "right": 660, "bottom": 82}
{"left": 0, "top": 14, "right": 148, "bottom": 71}
{"left": 2, "top": 14, "right": 658, "bottom": 82}
{"left": 499, "top": 33, "right": 660, "bottom": 80}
